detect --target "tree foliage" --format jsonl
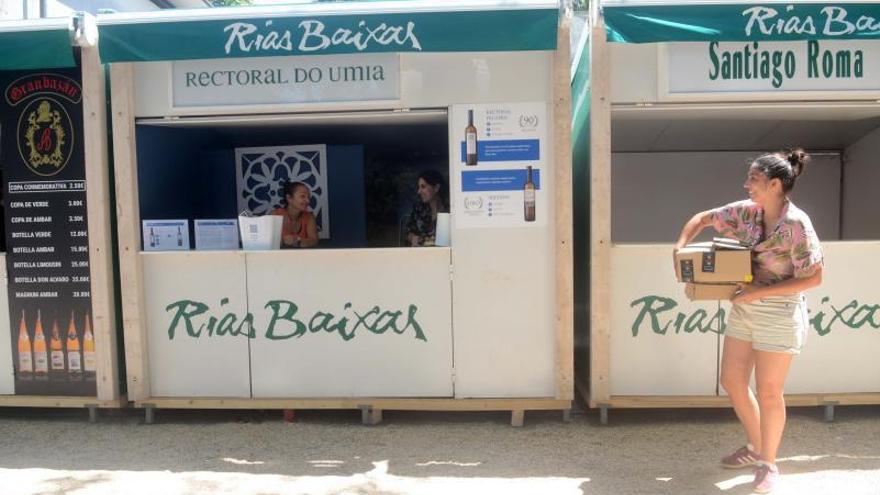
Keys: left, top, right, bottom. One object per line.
{"left": 210, "top": 0, "right": 254, "bottom": 7}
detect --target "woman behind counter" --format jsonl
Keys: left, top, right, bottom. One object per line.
{"left": 405, "top": 170, "right": 448, "bottom": 247}
{"left": 272, "top": 180, "right": 319, "bottom": 249}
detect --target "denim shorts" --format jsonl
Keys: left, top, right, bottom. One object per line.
{"left": 725, "top": 294, "right": 809, "bottom": 355}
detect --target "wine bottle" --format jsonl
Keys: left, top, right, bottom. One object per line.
{"left": 67, "top": 310, "right": 82, "bottom": 375}
{"left": 524, "top": 166, "right": 536, "bottom": 222}
{"left": 177, "top": 226, "right": 183, "bottom": 247}
{"left": 465, "top": 109, "right": 478, "bottom": 166}
{"left": 50, "top": 317, "right": 65, "bottom": 372}
{"left": 17, "top": 310, "right": 33, "bottom": 377}
{"left": 33, "top": 310, "right": 49, "bottom": 377}
{"left": 83, "top": 313, "right": 96, "bottom": 376}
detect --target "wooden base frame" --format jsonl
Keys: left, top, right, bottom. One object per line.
{"left": 135, "top": 398, "right": 572, "bottom": 427}
{"left": 575, "top": 375, "right": 880, "bottom": 409}
{"left": 595, "top": 394, "right": 880, "bottom": 408}
{"left": 0, "top": 395, "right": 126, "bottom": 408}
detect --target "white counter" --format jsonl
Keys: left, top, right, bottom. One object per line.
{"left": 142, "top": 248, "right": 453, "bottom": 397}
{"left": 610, "top": 241, "right": 880, "bottom": 397}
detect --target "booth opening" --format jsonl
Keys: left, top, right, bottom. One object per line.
{"left": 610, "top": 103, "right": 880, "bottom": 244}
{"left": 135, "top": 110, "right": 450, "bottom": 251}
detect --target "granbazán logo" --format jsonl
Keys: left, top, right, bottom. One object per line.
{"left": 4, "top": 73, "right": 81, "bottom": 107}
{"left": 5, "top": 74, "right": 81, "bottom": 178}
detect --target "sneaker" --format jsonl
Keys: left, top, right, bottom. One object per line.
{"left": 753, "top": 463, "right": 779, "bottom": 493}
{"left": 720, "top": 445, "right": 760, "bottom": 469}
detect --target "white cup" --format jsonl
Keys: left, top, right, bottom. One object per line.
{"left": 435, "top": 213, "right": 451, "bottom": 247}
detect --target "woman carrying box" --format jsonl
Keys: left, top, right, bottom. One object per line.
{"left": 674, "top": 149, "right": 823, "bottom": 493}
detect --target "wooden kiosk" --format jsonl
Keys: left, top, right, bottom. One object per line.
{"left": 98, "top": 1, "right": 573, "bottom": 425}
{"left": 0, "top": 14, "right": 123, "bottom": 416}
{"left": 584, "top": 1, "right": 880, "bottom": 422}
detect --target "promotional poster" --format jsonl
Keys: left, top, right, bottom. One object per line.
{"left": 0, "top": 67, "right": 96, "bottom": 396}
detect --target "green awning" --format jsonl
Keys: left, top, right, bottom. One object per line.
{"left": 98, "top": 0, "right": 560, "bottom": 63}
{"left": 603, "top": 1, "right": 880, "bottom": 43}
{"left": 0, "top": 17, "right": 76, "bottom": 70}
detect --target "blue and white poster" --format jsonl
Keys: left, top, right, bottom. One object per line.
{"left": 451, "top": 102, "right": 548, "bottom": 229}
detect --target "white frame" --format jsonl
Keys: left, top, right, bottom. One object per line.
{"left": 169, "top": 54, "right": 403, "bottom": 111}
{"left": 656, "top": 43, "right": 880, "bottom": 103}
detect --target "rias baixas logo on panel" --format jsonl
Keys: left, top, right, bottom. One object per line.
{"left": 4, "top": 74, "right": 81, "bottom": 177}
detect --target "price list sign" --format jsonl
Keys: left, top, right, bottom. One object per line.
{"left": 0, "top": 68, "right": 96, "bottom": 396}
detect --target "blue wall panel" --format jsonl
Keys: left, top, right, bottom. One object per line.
{"left": 136, "top": 125, "right": 365, "bottom": 249}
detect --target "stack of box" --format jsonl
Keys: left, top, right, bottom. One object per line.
{"left": 674, "top": 238, "right": 753, "bottom": 301}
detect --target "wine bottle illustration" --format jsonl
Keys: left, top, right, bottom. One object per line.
{"left": 83, "top": 313, "right": 96, "bottom": 377}
{"left": 50, "top": 317, "right": 65, "bottom": 375}
{"left": 67, "top": 310, "right": 82, "bottom": 376}
{"left": 524, "top": 166, "right": 536, "bottom": 222}
{"left": 17, "top": 310, "right": 33, "bottom": 379}
{"left": 33, "top": 310, "right": 49, "bottom": 379}
{"left": 465, "top": 109, "right": 478, "bottom": 166}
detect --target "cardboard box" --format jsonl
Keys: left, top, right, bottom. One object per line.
{"left": 675, "top": 238, "right": 752, "bottom": 284}
{"left": 685, "top": 283, "right": 739, "bottom": 301}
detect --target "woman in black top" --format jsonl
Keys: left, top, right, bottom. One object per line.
{"left": 405, "top": 170, "right": 448, "bottom": 247}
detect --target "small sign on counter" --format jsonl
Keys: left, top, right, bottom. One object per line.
{"left": 194, "top": 219, "right": 239, "bottom": 251}
{"left": 143, "top": 220, "right": 190, "bottom": 251}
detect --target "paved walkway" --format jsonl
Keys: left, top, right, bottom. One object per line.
{"left": 0, "top": 405, "right": 878, "bottom": 494}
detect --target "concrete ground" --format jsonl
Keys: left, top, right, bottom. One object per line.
{"left": 0, "top": 405, "right": 878, "bottom": 495}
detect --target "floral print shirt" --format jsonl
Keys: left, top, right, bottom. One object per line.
{"left": 710, "top": 199, "right": 823, "bottom": 286}
{"left": 406, "top": 200, "right": 447, "bottom": 245}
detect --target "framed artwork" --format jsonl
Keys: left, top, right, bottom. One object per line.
{"left": 235, "top": 145, "right": 330, "bottom": 239}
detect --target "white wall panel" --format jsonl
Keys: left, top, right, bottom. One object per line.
{"left": 449, "top": 103, "right": 556, "bottom": 398}
{"left": 246, "top": 248, "right": 453, "bottom": 398}
{"left": 610, "top": 43, "right": 659, "bottom": 104}
{"left": 610, "top": 246, "right": 719, "bottom": 396}
{"left": 142, "top": 252, "right": 251, "bottom": 397}
{"left": 783, "top": 242, "right": 880, "bottom": 393}
{"left": 613, "top": 243, "right": 880, "bottom": 396}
